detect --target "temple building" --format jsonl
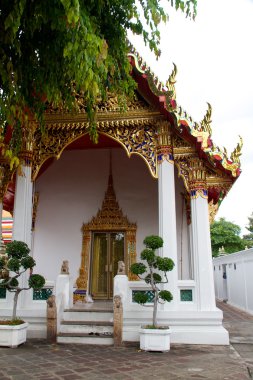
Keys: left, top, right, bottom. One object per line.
{"left": 0, "top": 48, "right": 242, "bottom": 345}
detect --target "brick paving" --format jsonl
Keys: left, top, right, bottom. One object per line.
{"left": 0, "top": 302, "right": 252, "bottom": 380}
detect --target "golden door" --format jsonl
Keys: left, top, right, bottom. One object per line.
{"left": 90, "top": 232, "right": 125, "bottom": 299}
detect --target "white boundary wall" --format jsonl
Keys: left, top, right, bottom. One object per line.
{"left": 213, "top": 248, "right": 253, "bottom": 315}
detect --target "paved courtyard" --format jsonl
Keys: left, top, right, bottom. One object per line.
{"left": 0, "top": 302, "right": 252, "bottom": 380}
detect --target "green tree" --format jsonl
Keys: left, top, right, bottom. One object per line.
{"left": 130, "top": 235, "right": 174, "bottom": 327}
{"left": 0, "top": 240, "right": 45, "bottom": 320}
{"left": 243, "top": 212, "right": 253, "bottom": 248}
{"left": 210, "top": 217, "right": 246, "bottom": 257}
{"left": 0, "top": 0, "right": 197, "bottom": 156}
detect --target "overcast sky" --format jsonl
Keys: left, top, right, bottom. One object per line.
{"left": 129, "top": 0, "right": 253, "bottom": 235}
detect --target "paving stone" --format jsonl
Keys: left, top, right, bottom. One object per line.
{"left": 0, "top": 302, "right": 252, "bottom": 380}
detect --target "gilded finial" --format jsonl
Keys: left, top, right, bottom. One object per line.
{"left": 168, "top": 63, "right": 177, "bottom": 84}
{"left": 200, "top": 103, "right": 212, "bottom": 135}
{"left": 166, "top": 63, "right": 177, "bottom": 100}
{"left": 230, "top": 135, "right": 243, "bottom": 164}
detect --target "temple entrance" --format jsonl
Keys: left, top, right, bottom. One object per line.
{"left": 74, "top": 152, "right": 138, "bottom": 304}
{"left": 90, "top": 232, "right": 125, "bottom": 299}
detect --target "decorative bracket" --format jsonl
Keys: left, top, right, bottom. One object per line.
{"left": 156, "top": 119, "right": 173, "bottom": 164}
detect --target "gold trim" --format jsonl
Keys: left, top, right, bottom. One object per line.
{"left": 128, "top": 47, "right": 242, "bottom": 177}
{"left": 74, "top": 230, "right": 91, "bottom": 303}
{"left": 188, "top": 158, "right": 207, "bottom": 199}
{"left": 166, "top": 63, "right": 177, "bottom": 101}
{"left": 126, "top": 229, "right": 138, "bottom": 281}
{"left": 19, "top": 121, "right": 37, "bottom": 166}
{"left": 209, "top": 200, "right": 219, "bottom": 224}
{"left": 32, "top": 104, "right": 160, "bottom": 180}
{"left": 175, "top": 158, "right": 190, "bottom": 193}
{"left": 156, "top": 120, "right": 174, "bottom": 164}
{"left": 173, "top": 134, "right": 196, "bottom": 158}
{"left": 190, "top": 103, "right": 212, "bottom": 150}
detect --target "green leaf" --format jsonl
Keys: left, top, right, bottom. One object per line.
{"left": 6, "top": 241, "right": 30, "bottom": 259}
{"left": 7, "top": 258, "right": 21, "bottom": 272}
{"left": 140, "top": 249, "right": 155, "bottom": 264}
{"left": 145, "top": 273, "right": 162, "bottom": 284}
{"left": 156, "top": 257, "right": 175, "bottom": 272}
{"left": 143, "top": 235, "right": 163, "bottom": 250}
{"left": 159, "top": 290, "right": 173, "bottom": 302}
{"left": 21, "top": 256, "right": 36, "bottom": 270}
{"left": 130, "top": 263, "right": 147, "bottom": 276}
{"left": 28, "top": 274, "right": 45, "bottom": 290}
{"left": 10, "top": 278, "right": 19, "bottom": 288}
{"left": 133, "top": 292, "right": 149, "bottom": 305}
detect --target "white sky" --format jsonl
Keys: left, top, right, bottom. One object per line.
{"left": 128, "top": 0, "right": 253, "bottom": 235}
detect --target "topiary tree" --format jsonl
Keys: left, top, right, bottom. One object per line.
{"left": 130, "top": 235, "right": 174, "bottom": 328}
{"left": 0, "top": 240, "right": 45, "bottom": 321}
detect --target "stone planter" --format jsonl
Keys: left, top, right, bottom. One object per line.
{"left": 0, "top": 322, "right": 28, "bottom": 348}
{"left": 139, "top": 327, "right": 171, "bottom": 352}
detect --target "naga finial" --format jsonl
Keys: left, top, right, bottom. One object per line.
{"left": 230, "top": 135, "right": 243, "bottom": 164}
{"left": 200, "top": 102, "right": 212, "bottom": 135}
{"left": 166, "top": 62, "right": 177, "bottom": 100}
{"left": 223, "top": 146, "right": 228, "bottom": 159}
{"left": 168, "top": 63, "right": 177, "bottom": 84}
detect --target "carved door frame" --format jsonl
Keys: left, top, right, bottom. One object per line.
{"left": 74, "top": 169, "right": 137, "bottom": 303}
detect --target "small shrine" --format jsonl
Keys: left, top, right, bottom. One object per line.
{"left": 0, "top": 47, "right": 242, "bottom": 345}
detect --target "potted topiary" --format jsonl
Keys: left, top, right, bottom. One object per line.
{"left": 0, "top": 240, "right": 45, "bottom": 347}
{"left": 130, "top": 235, "right": 174, "bottom": 352}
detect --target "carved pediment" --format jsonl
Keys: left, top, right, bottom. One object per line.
{"left": 83, "top": 166, "right": 136, "bottom": 232}
{"left": 46, "top": 92, "right": 152, "bottom": 115}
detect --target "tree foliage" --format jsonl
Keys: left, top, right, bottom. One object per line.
{"left": 0, "top": 0, "right": 197, "bottom": 153}
{"left": 210, "top": 217, "right": 246, "bottom": 257}
{"left": 0, "top": 240, "right": 45, "bottom": 320}
{"left": 243, "top": 212, "right": 253, "bottom": 248}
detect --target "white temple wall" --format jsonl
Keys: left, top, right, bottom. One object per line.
{"left": 32, "top": 148, "right": 158, "bottom": 283}
{"left": 174, "top": 174, "right": 191, "bottom": 280}
{"left": 213, "top": 249, "right": 253, "bottom": 315}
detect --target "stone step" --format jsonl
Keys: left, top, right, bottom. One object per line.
{"left": 61, "top": 320, "right": 114, "bottom": 326}
{"left": 63, "top": 310, "right": 113, "bottom": 322}
{"left": 64, "top": 307, "right": 113, "bottom": 312}
{"left": 57, "top": 332, "right": 114, "bottom": 345}
{"left": 60, "top": 321, "right": 113, "bottom": 334}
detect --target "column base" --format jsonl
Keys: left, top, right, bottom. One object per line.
{"left": 170, "top": 325, "right": 229, "bottom": 345}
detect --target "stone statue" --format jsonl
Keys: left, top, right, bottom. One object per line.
{"left": 47, "top": 295, "right": 56, "bottom": 311}
{"left": 117, "top": 261, "right": 125, "bottom": 275}
{"left": 61, "top": 260, "right": 69, "bottom": 274}
{"left": 46, "top": 295, "right": 56, "bottom": 342}
{"left": 113, "top": 295, "right": 123, "bottom": 347}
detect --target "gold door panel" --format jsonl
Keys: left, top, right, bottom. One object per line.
{"left": 91, "top": 232, "right": 124, "bottom": 299}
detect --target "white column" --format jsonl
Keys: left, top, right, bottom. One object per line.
{"left": 12, "top": 164, "right": 33, "bottom": 308}
{"left": 12, "top": 165, "right": 33, "bottom": 248}
{"left": 191, "top": 195, "right": 216, "bottom": 310}
{"left": 158, "top": 160, "right": 178, "bottom": 309}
